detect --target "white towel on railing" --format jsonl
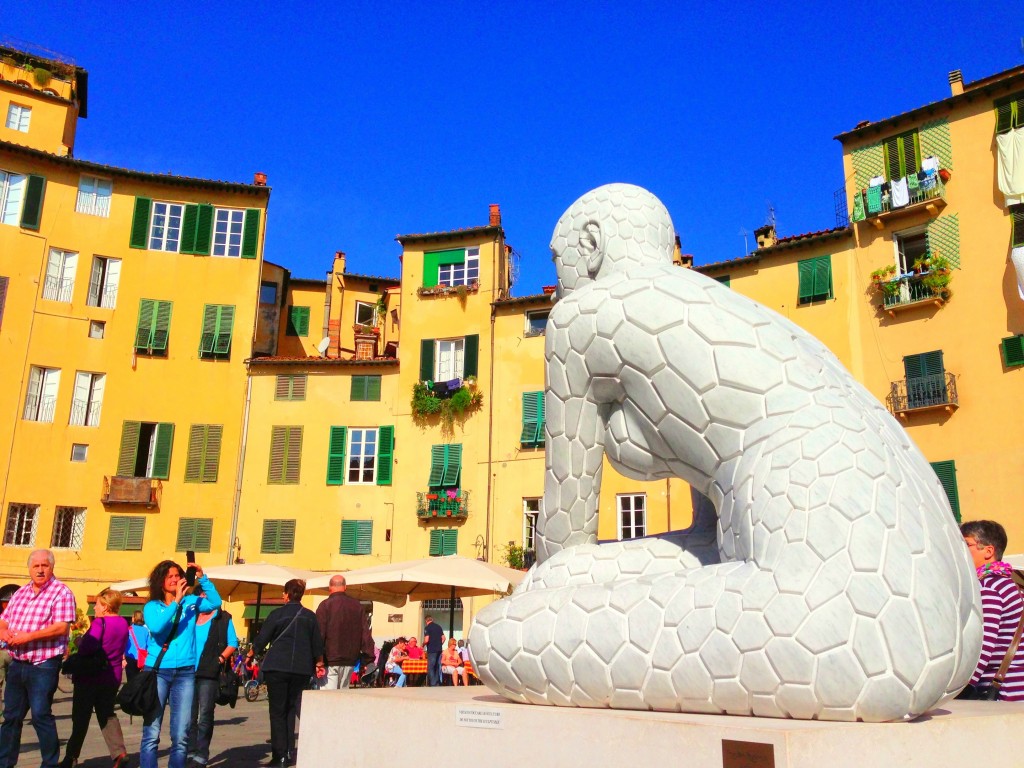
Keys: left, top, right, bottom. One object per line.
{"left": 890, "top": 177, "right": 910, "bottom": 208}
{"left": 997, "top": 127, "right": 1024, "bottom": 206}
{"left": 1012, "top": 245, "right": 1024, "bottom": 300}
{"left": 921, "top": 156, "right": 941, "bottom": 173}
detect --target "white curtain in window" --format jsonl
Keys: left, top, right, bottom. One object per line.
{"left": 71, "top": 372, "right": 91, "bottom": 426}
{"left": 997, "top": 127, "right": 1024, "bottom": 206}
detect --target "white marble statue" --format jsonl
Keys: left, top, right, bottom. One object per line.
{"left": 469, "top": 183, "right": 982, "bottom": 722}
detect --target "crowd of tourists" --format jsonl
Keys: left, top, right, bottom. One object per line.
{"left": 0, "top": 523, "right": 1020, "bottom": 766}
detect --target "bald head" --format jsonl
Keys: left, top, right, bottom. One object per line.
{"left": 329, "top": 574, "right": 347, "bottom": 593}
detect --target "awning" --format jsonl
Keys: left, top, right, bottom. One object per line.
{"left": 242, "top": 604, "right": 285, "bottom": 620}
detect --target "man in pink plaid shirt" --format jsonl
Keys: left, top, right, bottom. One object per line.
{"left": 0, "top": 549, "right": 76, "bottom": 768}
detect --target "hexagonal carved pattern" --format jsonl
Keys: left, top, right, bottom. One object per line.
{"left": 469, "top": 184, "right": 982, "bottom": 722}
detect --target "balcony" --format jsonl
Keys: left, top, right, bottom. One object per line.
{"left": 102, "top": 476, "right": 161, "bottom": 508}
{"left": 416, "top": 490, "right": 470, "bottom": 519}
{"left": 854, "top": 176, "right": 947, "bottom": 230}
{"left": 879, "top": 272, "right": 947, "bottom": 316}
{"left": 886, "top": 372, "right": 959, "bottom": 417}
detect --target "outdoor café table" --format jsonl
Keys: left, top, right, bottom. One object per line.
{"left": 401, "top": 657, "right": 428, "bottom": 685}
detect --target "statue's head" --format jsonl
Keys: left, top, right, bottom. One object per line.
{"left": 550, "top": 183, "right": 675, "bottom": 298}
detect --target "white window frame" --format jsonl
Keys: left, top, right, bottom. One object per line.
{"left": 617, "top": 493, "right": 647, "bottom": 540}
{"left": 525, "top": 310, "right": 550, "bottom": 337}
{"left": 70, "top": 371, "right": 105, "bottom": 427}
{"left": 0, "top": 170, "right": 26, "bottom": 226}
{"left": 347, "top": 427, "right": 379, "bottom": 484}
{"left": 87, "top": 256, "right": 120, "bottom": 308}
{"left": 89, "top": 321, "right": 105, "bottom": 339}
{"left": 212, "top": 208, "right": 245, "bottom": 257}
{"left": 5, "top": 103, "right": 30, "bottom": 132}
{"left": 42, "top": 248, "right": 78, "bottom": 303}
{"left": 893, "top": 226, "right": 929, "bottom": 276}
{"left": 76, "top": 175, "right": 112, "bottom": 217}
{"left": 435, "top": 338, "right": 465, "bottom": 382}
{"left": 438, "top": 247, "right": 480, "bottom": 287}
{"left": 523, "top": 498, "right": 541, "bottom": 551}
{"left": 51, "top": 506, "right": 86, "bottom": 549}
{"left": 24, "top": 366, "right": 60, "bottom": 423}
{"left": 4, "top": 503, "right": 39, "bottom": 547}
{"left": 149, "top": 201, "right": 184, "bottom": 252}
{"left": 354, "top": 300, "right": 377, "bottom": 327}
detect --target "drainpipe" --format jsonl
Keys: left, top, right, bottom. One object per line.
{"left": 484, "top": 228, "right": 500, "bottom": 562}
{"left": 322, "top": 269, "right": 332, "bottom": 346}
{"left": 228, "top": 368, "right": 254, "bottom": 565}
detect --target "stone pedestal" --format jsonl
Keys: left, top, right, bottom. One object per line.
{"left": 297, "top": 687, "right": 1024, "bottom": 768}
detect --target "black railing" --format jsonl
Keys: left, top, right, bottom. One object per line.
{"left": 881, "top": 273, "right": 937, "bottom": 308}
{"left": 887, "top": 371, "right": 958, "bottom": 414}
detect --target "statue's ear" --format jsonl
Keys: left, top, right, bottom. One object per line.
{"left": 580, "top": 220, "right": 603, "bottom": 274}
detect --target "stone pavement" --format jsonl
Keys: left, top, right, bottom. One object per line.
{"left": 2, "top": 685, "right": 274, "bottom": 768}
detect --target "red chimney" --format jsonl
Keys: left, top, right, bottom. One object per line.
{"left": 253, "top": 172, "right": 267, "bottom": 186}
{"left": 489, "top": 204, "right": 501, "bottom": 227}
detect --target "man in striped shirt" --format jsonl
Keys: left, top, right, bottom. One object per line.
{"left": 961, "top": 520, "right": 1024, "bottom": 701}
{"left": 0, "top": 549, "right": 76, "bottom": 768}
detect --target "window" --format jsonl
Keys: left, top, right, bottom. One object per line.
{"left": 996, "top": 91, "right": 1024, "bottom": 134}
{"left": 930, "top": 461, "right": 961, "bottom": 521}
{"left": 69, "top": 371, "right": 105, "bottom": 427}
{"left": 1012, "top": 205, "right": 1024, "bottom": 249}
{"left": 5, "top": 103, "right": 30, "bottom": 132}
{"left": 87, "top": 257, "right": 120, "bottom": 308}
{"left": 268, "top": 426, "right": 302, "bottom": 484}
{"left": 883, "top": 129, "right": 920, "bottom": 180}
{"left": 175, "top": 518, "right": 213, "bottom": 552}
{"left": 1002, "top": 335, "right": 1024, "bottom": 368}
{"left": 213, "top": 208, "right": 245, "bottom": 257}
{"left": 340, "top": 520, "right": 373, "bottom": 555}
{"left": 423, "top": 246, "right": 480, "bottom": 288}
{"left": 116, "top": 421, "right": 175, "bottom": 479}
{"left": 894, "top": 229, "right": 929, "bottom": 275}
{"left": 76, "top": 176, "right": 112, "bottom": 217}
{"left": 326, "top": 425, "right": 394, "bottom": 486}
{"left": 134, "top": 299, "right": 172, "bottom": 355}
{"left": 23, "top": 366, "right": 60, "bottom": 422}
{"left": 261, "top": 519, "right": 296, "bottom": 554}
{"left": 0, "top": 275, "right": 7, "bottom": 330}
{"left": 42, "top": 248, "right": 77, "bottom": 302}
{"left": 903, "top": 350, "right": 948, "bottom": 409}
{"left": 525, "top": 310, "right": 549, "bottom": 337}
{"left": 420, "top": 335, "right": 478, "bottom": 382}
{"left": 4, "top": 503, "right": 38, "bottom": 547}
{"left": 617, "top": 494, "right": 646, "bottom": 540}
{"left": 51, "top": 507, "right": 86, "bottom": 549}
{"left": 347, "top": 428, "right": 378, "bottom": 484}
{"left": 520, "top": 391, "right": 545, "bottom": 448}
{"left": 107, "top": 516, "right": 145, "bottom": 551}
{"left": 428, "top": 444, "right": 462, "bottom": 493}
{"left": 286, "top": 306, "right": 310, "bottom": 336}
{"left": 350, "top": 375, "right": 381, "bottom": 401}
{"left": 147, "top": 201, "right": 184, "bottom": 251}
{"left": 70, "top": 444, "right": 88, "bottom": 462}
{"left": 0, "top": 171, "right": 42, "bottom": 229}
{"left": 354, "top": 301, "right": 376, "bottom": 327}
{"left": 523, "top": 498, "right": 540, "bottom": 552}
{"left": 199, "top": 304, "right": 235, "bottom": 359}
{"left": 429, "top": 528, "right": 458, "bottom": 556}
{"left": 435, "top": 339, "right": 464, "bottom": 382}
{"left": 89, "top": 321, "right": 105, "bottom": 339}
{"left": 259, "top": 281, "right": 278, "bottom": 305}
{"left": 274, "top": 374, "right": 307, "bottom": 401}
{"left": 797, "top": 255, "right": 833, "bottom": 304}
{"left": 184, "top": 425, "right": 223, "bottom": 483}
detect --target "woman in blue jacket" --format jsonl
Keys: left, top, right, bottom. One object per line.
{"left": 140, "top": 560, "right": 221, "bottom": 768}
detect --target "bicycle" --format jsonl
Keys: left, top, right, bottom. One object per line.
{"left": 234, "top": 653, "right": 266, "bottom": 702}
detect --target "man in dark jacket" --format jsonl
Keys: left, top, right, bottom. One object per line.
{"left": 315, "top": 575, "right": 373, "bottom": 689}
{"left": 188, "top": 589, "right": 238, "bottom": 768}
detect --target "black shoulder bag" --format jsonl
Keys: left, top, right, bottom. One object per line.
{"left": 61, "top": 618, "right": 108, "bottom": 677}
{"left": 117, "top": 603, "right": 182, "bottom": 718}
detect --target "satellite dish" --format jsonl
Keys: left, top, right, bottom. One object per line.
{"left": 316, "top": 337, "right": 330, "bottom": 356}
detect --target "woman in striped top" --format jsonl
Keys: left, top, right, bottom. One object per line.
{"left": 960, "top": 520, "right": 1024, "bottom": 701}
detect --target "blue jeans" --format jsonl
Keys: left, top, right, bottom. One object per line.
{"left": 0, "top": 656, "right": 61, "bottom": 768}
{"left": 141, "top": 666, "right": 195, "bottom": 768}
{"left": 426, "top": 652, "right": 442, "bottom": 686}
{"left": 187, "top": 677, "right": 219, "bottom": 765}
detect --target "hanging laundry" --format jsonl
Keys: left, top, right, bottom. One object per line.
{"left": 921, "top": 156, "right": 941, "bottom": 173}
{"left": 868, "top": 175, "right": 885, "bottom": 187}
{"left": 997, "top": 126, "right": 1024, "bottom": 207}
{"left": 866, "top": 185, "right": 883, "bottom": 214}
{"left": 890, "top": 177, "right": 910, "bottom": 208}
{"left": 851, "top": 191, "right": 866, "bottom": 222}
{"left": 920, "top": 168, "right": 937, "bottom": 191}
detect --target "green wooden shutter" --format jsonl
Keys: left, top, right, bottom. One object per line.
{"left": 270, "top": 426, "right": 286, "bottom": 483}
{"left": 521, "top": 392, "right": 541, "bottom": 446}
{"left": 930, "top": 460, "right": 961, "bottom": 521}
{"left": 926, "top": 215, "right": 960, "bottom": 269}
{"left": 366, "top": 375, "right": 381, "bottom": 401}
{"left": 326, "top": 426, "right": 347, "bottom": 485}
{"left": 1001, "top": 335, "right": 1024, "bottom": 368}
{"left": 441, "top": 529, "right": 458, "bottom": 555}
{"left": 130, "top": 197, "right": 152, "bottom": 249}
{"left": 202, "top": 425, "right": 222, "bottom": 482}
{"left": 996, "top": 93, "right": 1024, "bottom": 134}
{"left": 184, "top": 425, "right": 207, "bottom": 482}
{"left": 278, "top": 520, "right": 296, "bottom": 552}
{"left": 180, "top": 204, "right": 199, "bottom": 254}
{"left": 241, "top": 209, "right": 260, "bottom": 259}
{"left": 261, "top": 519, "right": 295, "bottom": 553}
{"left": 351, "top": 376, "right": 367, "bottom": 401}
{"left": 420, "top": 339, "right": 435, "bottom": 381}
{"left": 0, "top": 276, "right": 8, "bottom": 331}
{"left": 429, "top": 528, "right": 443, "bottom": 556}
{"left": 107, "top": 517, "right": 128, "bottom": 550}
{"left": 812, "top": 256, "right": 832, "bottom": 301}
{"left": 214, "top": 305, "right": 234, "bottom": 355}
{"left": 200, "top": 305, "right": 218, "bottom": 355}
{"left": 20, "top": 174, "right": 45, "bottom": 230}
{"left": 176, "top": 518, "right": 197, "bottom": 551}
{"left": 428, "top": 445, "right": 446, "bottom": 487}
{"left": 463, "top": 334, "right": 479, "bottom": 378}
{"left": 287, "top": 306, "right": 310, "bottom": 336}
{"left": 151, "top": 423, "right": 174, "bottom": 479}
{"left": 797, "top": 260, "right": 814, "bottom": 303}
{"left": 117, "top": 421, "right": 142, "bottom": 476}
{"left": 904, "top": 350, "right": 944, "bottom": 380}
{"left": 151, "top": 301, "right": 172, "bottom": 353}
{"left": 194, "top": 204, "right": 214, "bottom": 256}
{"left": 442, "top": 444, "right": 462, "bottom": 486}
{"left": 355, "top": 520, "right": 372, "bottom": 554}
{"left": 135, "top": 300, "right": 155, "bottom": 351}
{"left": 340, "top": 520, "right": 358, "bottom": 554}
{"left": 882, "top": 131, "right": 919, "bottom": 180}
{"left": 376, "top": 425, "right": 394, "bottom": 486}
{"left": 125, "top": 517, "right": 146, "bottom": 550}
{"left": 1011, "top": 206, "right": 1024, "bottom": 248}
{"left": 423, "top": 248, "right": 465, "bottom": 288}
{"left": 284, "top": 426, "right": 302, "bottom": 483}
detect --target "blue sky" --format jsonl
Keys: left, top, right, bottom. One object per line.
{"left": 6, "top": 2, "right": 1020, "bottom": 294}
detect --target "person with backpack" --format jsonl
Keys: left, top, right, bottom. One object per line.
{"left": 186, "top": 587, "right": 237, "bottom": 767}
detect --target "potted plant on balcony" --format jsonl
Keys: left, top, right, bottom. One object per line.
{"left": 911, "top": 257, "right": 932, "bottom": 274}
{"left": 870, "top": 264, "right": 897, "bottom": 285}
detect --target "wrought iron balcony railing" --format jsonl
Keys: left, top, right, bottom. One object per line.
{"left": 880, "top": 273, "right": 943, "bottom": 310}
{"left": 416, "top": 490, "right": 469, "bottom": 519}
{"left": 886, "top": 371, "right": 958, "bottom": 416}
